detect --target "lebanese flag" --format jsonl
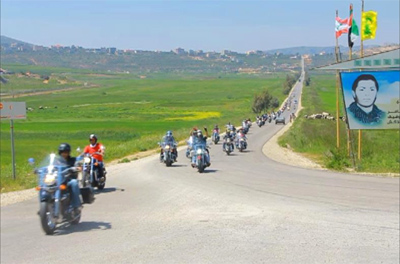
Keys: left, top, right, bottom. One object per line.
{"left": 335, "top": 16, "right": 350, "bottom": 38}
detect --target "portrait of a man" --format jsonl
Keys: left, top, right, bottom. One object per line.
{"left": 347, "top": 74, "right": 385, "bottom": 124}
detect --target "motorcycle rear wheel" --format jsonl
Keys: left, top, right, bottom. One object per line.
{"left": 70, "top": 209, "right": 81, "bottom": 225}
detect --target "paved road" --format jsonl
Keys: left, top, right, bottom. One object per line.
{"left": 1, "top": 76, "right": 399, "bottom": 264}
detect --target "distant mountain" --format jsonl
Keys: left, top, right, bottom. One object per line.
{"left": 0, "top": 35, "right": 34, "bottom": 47}
{"left": 264, "top": 45, "right": 380, "bottom": 55}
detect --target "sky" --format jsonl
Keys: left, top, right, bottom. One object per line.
{"left": 1, "top": 0, "right": 399, "bottom": 52}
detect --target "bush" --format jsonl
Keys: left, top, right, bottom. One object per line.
{"left": 324, "top": 149, "right": 351, "bottom": 170}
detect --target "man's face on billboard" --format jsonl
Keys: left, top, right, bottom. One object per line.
{"left": 353, "top": 80, "right": 378, "bottom": 108}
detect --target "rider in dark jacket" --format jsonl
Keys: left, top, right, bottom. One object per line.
{"left": 160, "top": 130, "right": 178, "bottom": 162}
{"left": 191, "top": 128, "right": 210, "bottom": 167}
{"left": 58, "top": 143, "right": 81, "bottom": 214}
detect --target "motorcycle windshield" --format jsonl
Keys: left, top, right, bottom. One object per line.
{"left": 37, "top": 154, "right": 67, "bottom": 170}
{"left": 36, "top": 154, "right": 67, "bottom": 186}
{"left": 161, "top": 140, "right": 175, "bottom": 147}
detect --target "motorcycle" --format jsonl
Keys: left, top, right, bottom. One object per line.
{"left": 81, "top": 152, "right": 106, "bottom": 190}
{"left": 242, "top": 124, "right": 249, "bottom": 134}
{"left": 35, "top": 153, "right": 94, "bottom": 235}
{"left": 191, "top": 143, "right": 210, "bottom": 173}
{"left": 159, "top": 141, "right": 177, "bottom": 167}
{"left": 236, "top": 136, "right": 248, "bottom": 152}
{"left": 212, "top": 129, "right": 220, "bottom": 144}
{"left": 223, "top": 136, "right": 234, "bottom": 155}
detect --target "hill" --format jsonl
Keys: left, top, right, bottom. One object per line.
{"left": 1, "top": 35, "right": 397, "bottom": 73}
{"left": 0, "top": 35, "right": 302, "bottom": 74}
{"left": 1, "top": 35, "right": 33, "bottom": 48}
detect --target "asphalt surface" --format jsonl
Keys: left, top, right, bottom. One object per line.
{"left": 1, "top": 75, "right": 399, "bottom": 264}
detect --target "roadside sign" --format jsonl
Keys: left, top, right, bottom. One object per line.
{"left": 0, "top": 102, "right": 26, "bottom": 119}
{"left": 1, "top": 102, "right": 27, "bottom": 180}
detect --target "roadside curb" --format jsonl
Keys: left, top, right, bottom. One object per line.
{"left": 261, "top": 71, "right": 325, "bottom": 170}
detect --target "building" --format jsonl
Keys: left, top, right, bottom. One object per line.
{"left": 173, "top": 47, "right": 186, "bottom": 55}
{"left": 107, "top": 47, "right": 117, "bottom": 55}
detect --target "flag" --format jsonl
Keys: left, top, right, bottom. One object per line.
{"left": 335, "top": 16, "right": 350, "bottom": 38}
{"left": 361, "top": 11, "right": 378, "bottom": 40}
{"left": 348, "top": 4, "right": 359, "bottom": 48}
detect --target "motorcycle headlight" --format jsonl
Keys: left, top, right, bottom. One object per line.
{"left": 44, "top": 172, "right": 57, "bottom": 185}
{"left": 197, "top": 149, "right": 203, "bottom": 154}
{"left": 227, "top": 138, "right": 231, "bottom": 142}
{"left": 165, "top": 145, "right": 170, "bottom": 150}
{"left": 84, "top": 157, "right": 91, "bottom": 163}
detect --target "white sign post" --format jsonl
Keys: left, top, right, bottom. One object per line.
{"left": 0, "top": 102, "right": 27, "bottom": 180}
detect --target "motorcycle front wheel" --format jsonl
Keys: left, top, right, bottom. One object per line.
{"left": 197, "top": 162, "right": 205, "bottom": 173}
{"left": 165, "top": 156, "right": 172, "bottom": 167}
{"left": 82, "top": 171, "right": 90, "bottom": 187}
{"left": 39, "top": 201, "right": 56, "bottom": 235}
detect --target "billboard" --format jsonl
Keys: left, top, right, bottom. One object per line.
{"left": 0, "top": 102, "right": 26, "bottom": 120}
{"left": 340, "top": 70, "right": 400, "bottom": 130}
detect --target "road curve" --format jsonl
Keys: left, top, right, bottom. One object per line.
{"left": 1, "top": 79, "right": 399, "bottom": 264}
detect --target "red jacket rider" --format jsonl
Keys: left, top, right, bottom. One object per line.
{"left": 84, "top": 134, "right": 105, "bottom": 161}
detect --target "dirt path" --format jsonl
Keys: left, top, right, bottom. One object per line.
{"left": 1, "top": 84, "right": 99, "bottom": 99}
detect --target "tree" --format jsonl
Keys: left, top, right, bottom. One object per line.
{"left": 282, "top": 73, "right": 298, "bottom": 95}
{"left": 251, "top": 89, "right": 278, "bottom": 114}
{"left": 304, "top": 71, "right": 311, "bottom": 86}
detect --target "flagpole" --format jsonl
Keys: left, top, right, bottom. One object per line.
{"left": 358, "top": 0, "right": 364, "bottom": 160}
{"left": 347, "top": 4, "right": 353, "bottom": 157}
{"left": 335, "top": 10, "right": 340, "bottom": 149}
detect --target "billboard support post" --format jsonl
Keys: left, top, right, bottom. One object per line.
{"left": 10, "top": 119, "right": 16, "bottom": 180}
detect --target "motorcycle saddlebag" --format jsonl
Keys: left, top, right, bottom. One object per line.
{"left": 80, "top": 187, "right": 95, "bottom": 204}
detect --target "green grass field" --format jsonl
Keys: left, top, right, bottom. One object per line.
{"left": 279, "top": 73, "right": 400, "bottom": 173}
{"left": 1, "top": 65, "right": 287, "bottom": 192}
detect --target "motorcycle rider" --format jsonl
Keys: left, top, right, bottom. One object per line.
{"left": 160, "top": 130, "right": 178, "bottom": 162}
{"left": 58, "top": 143, "right": 82, "bottom": 215}
{"left": 236, "top": 128, "right": 248, "bottom": 148}
{"left": 226, "top": 122, "right": 234, "bottom": 132}
{"left": 186, "top": 127, "right": 198, "bottom": 158}
{"left": 191, "top": 127, "right": 210, "bottom": 167}
{"left": 212, "top": 125, "right": 220, "bottom": 141}
{"left": 213, "top": 124, "right": 220, "bottom": 134}
{"left": 223, "top": 129, "right": 235, "bottom": 150}
{"left": 83, "top": 134, "right": 106, "bottom": 181}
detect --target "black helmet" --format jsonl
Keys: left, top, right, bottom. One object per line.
{"left": 89, "top": 134, "right": 98, "bottom": 143}
{"left": 58, "top": 143, "right": 71, "bottom": 155}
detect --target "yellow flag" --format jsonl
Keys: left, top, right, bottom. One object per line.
{"left": 361, "top": 11, "right": 378, "bottom": 40}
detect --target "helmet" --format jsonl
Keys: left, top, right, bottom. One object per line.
{"left": 166, "top": 130, "right": 172, "bottom": 137}
{"left": 89, "top": 134, "right": 98, "bottom": 143}
{"left": 197, "top": 130, "right": 203, "bottom": 136}
{"left": 215, "top": 124, "right": 218, "bottom": 128}
{"left": 58, "top": 143, "right": 71, "bottom": 155}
